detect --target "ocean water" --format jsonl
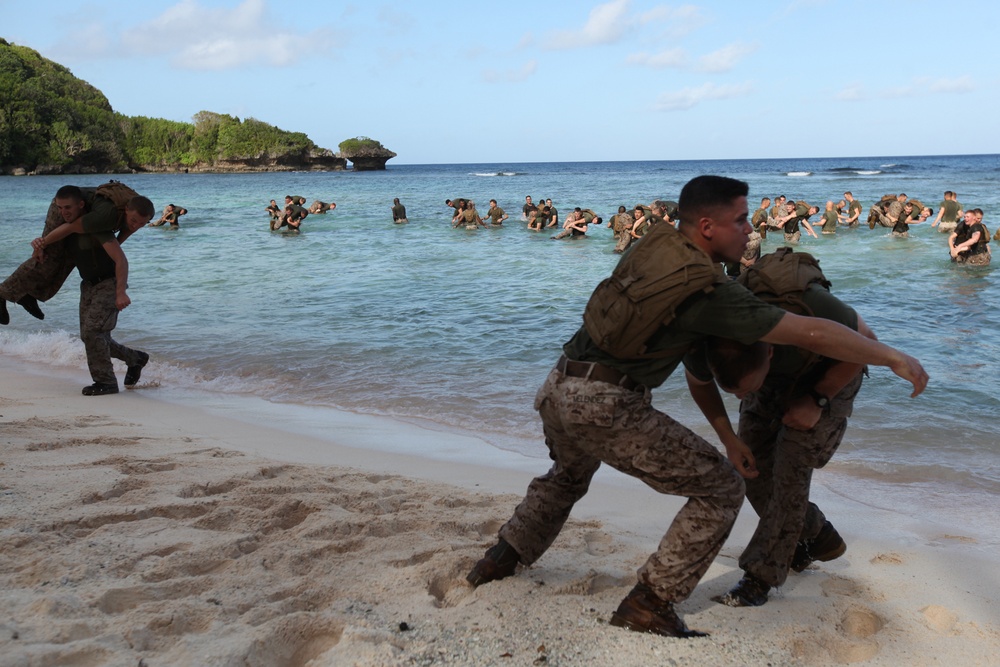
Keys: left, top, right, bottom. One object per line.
{"left": 1, "top": 155, "right": 998, "bottom": 547}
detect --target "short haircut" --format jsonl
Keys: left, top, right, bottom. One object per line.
{"left": 489, "top": 199, "right": 497, "bottom": 205}
{"left": 843, "top": 191, "right": 853, "bottom": 197}
{"left": 127, "top": 196, "right": 156, "bottom": 218}
{"left": 595, "top": 217, "right": 603, "bottom": 224}
{"left": 678, "top": 175, "right": 749, "bottom": 227}
{"left": 55, "top": 185, "right": 85, "bottom": 202}
{"left": 761, "top": 197, "right": 771, "bottom": 204}
{"left": 705, "top": 337, "right": 770, "bottom": 391}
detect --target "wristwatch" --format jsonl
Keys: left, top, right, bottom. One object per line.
{"left": 808, "top": 389, "right": 830, "bottom": 408}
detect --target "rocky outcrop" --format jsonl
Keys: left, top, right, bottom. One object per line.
{"left": 346, "top": 155, "right": 395, "bottom": 171}
{"left": 338, "top": 141, "right": 397, "bottom": 171}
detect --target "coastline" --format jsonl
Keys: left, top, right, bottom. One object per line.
{"left": 1, "top": 359, "right": 997, "bottom": 666}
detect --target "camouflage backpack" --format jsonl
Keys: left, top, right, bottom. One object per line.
{"left": 738, "top": 247, "right": 832, "bottom": 371}
{"left": 95, "top": 180, "right": 139, "bottom": 211}
{"left": 582, "top": 223, "right": 726, "bottom": 360}
{"left": 737, "top": 247, "right": 830, "bottom": 316}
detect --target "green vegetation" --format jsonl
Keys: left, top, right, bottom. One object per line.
{"left": 0, "top": 38, "right": 362, "bottom": 173}
{"left": 0, "top": 38, "right": 127, "bottom": 170}
{"left": 338, "top": 136, "right": 394, "bottom": 157}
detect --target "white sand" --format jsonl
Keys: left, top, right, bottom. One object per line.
{"left": 1, "top": 360, "right": 997, "bottom": 666}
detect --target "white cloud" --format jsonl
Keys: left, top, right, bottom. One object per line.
{"left": 547, "top": 0, "right": 633, "bottom": 49}
{"left": 835, "top": 83, "right": 865, "bottom": 102}
{"left": 696, "top": 42, "right": 758, "bottom": 73}
{"left": 121, "top": 0, "right": 336, "bottom": 71}
{"left": 482, "top": 60, "right": 538, "bottom": 84}
{"left": 654, "top": 82, "right": 753, "bottom": 111}
{"left": 927, "top": 75, "right": 974, "bottom": 94}
{"left": 627, "top": 48, "right": 687, "bottom": 69}
{"left": 639, "top": 4, "right": 707, "bottom": 40}
{"left": 544, "top": 1, "right": 708, "bottom": 51}
{"left": 882, "top": 75, "right": 975, "bottom": 99}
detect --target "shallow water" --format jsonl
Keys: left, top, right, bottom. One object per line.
{"left": 1, "top": 155, "right": 998, "bottom": 547}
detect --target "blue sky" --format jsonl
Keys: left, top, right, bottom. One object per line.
{"left": 2, "top": 0, "right": 997, "bottom": 164}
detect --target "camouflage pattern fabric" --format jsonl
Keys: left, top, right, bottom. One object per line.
{"left": 736, "top": 372, "right": 863, "bottom": 587}
{"left": 0, "top": 199, "right": 76, "bottom": 303}
{"left": 497, "top": 366, "right": 744, "bottom": 603}
{"left": 79, "top": 279, "right": 143, "bottom": 385}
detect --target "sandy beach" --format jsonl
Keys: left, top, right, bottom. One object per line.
{"left": 1, "top": 360, "right": 997, "bottom": 667}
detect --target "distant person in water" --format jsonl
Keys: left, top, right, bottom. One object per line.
{"left": 392, "top": 198, "right": 408, "bottom": 224}
{"left": 483, "top": 199, "right": 508, "bottom": 225}
{"left": 551, "top": 210, "right": 590, "bottom": 239}
{"left": 265, "top": 200, "right": 281, "bottom": 227}
{"left": 949, "top": 209, "right": 990, "bottom": 265}
{"left": 151, "top": 204, "right": 186, "bottom": 228}
{"left": 276, "top": 201, "right": 308, "bottom": 231}
{"left": 309, "top": 200, "right": 337, "bottom": 215}
{"left": 931, "top": 191, "right": 963, "bottom": 234}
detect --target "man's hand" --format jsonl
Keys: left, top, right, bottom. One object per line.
{"left": 889, "top": 352, "right": 929, "bottom": 397}
{"left": 115, "top": 291, "right": 131, "bottom": 311}
{"left": 782, "top": 396, "right": 822, "bottom": 430}
{"left": 724, "top": 440, "right": 758, "bottom": 479}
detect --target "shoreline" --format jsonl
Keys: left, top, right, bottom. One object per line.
{"left": 1, "top": 359, "right": 998, "bottom": 665}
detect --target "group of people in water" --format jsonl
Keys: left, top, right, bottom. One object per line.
{"left": 265, "top": 195, "right": 337, "bottom": 231}
{"left": 439, "top": 189, "right": 992, "bottom": 267}
{"left": 254, "top": 187, "right": 991, "bottom": 267}
{"left": 745, "top": 189, "right": 992, "bottom": 267}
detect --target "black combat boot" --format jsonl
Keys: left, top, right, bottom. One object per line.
{"left": 17, "top": 296, "right": 44, "bottom": 320}
{"left": 712, "top": 573, "right": 771, "bottom": 607}
{"left": 791, "top": 520, "right": 847, "bottom": 572}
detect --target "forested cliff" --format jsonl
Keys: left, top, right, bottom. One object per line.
{"left": 0, "top": 38, "right": 365, "bottom": 174}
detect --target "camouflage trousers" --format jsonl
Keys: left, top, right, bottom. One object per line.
{"left": 0, "top": 199, "right": 76, "bottom": 303}
{"left": 937, "top": 221, "right": 958, "bottom": 233}
{"left": 80, "top": 278, "right": 143, "bottom": 386}
{"left": 737, "top": 372, "right": 863, "bottom": 587}
{"left": 498, "top": 365, "right": 745, "bottom": 603}
{"left": 613, "top": 232, "right": 633, "bottom": 254}
{"left": 955, "top": 252, "right": 991, "bottom": 266}
{"left": 783, "top": 231, "right": 801, "bottom": 244}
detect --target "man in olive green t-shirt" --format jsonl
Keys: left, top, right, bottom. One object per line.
{"left": 0, "top": 185, "right": 152, "bottom": 325}
{"left": 465, "top": 175, "right": 928, "bottom": 640}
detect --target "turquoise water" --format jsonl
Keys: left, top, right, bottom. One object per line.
{"left": 1, "top": 155, "right": 998, "bottom": 546}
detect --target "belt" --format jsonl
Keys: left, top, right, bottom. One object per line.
{"left": 556, "top": 355, "right": 639, "bottom": 391}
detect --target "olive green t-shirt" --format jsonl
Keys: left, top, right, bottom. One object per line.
{"left": 70, "top": 232, "right": 117, "bottom": 283}
{"left": 81, "top": 196, "right": 123, "bottom": 235}
{"left": 848, "top": 200, "right": 862, "bottom": 220}
{"left": 821, "top": 210, "right": 838, "bottom": 231}
{"left": 563, "top": 280, "right": 786, "bottom": 388}
{"left": 939, "top": 199, "right": 960, "bottom": 223}
{"left": 486, "top": 206, "right": 506, "bottom": 223}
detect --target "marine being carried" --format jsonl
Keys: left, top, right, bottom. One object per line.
{"left": 309, "top": 199, "right": 337, "bottom": 215}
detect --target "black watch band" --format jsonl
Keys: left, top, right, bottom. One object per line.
{"left": 808, "top": 389, "right": 830, "bottom": 408}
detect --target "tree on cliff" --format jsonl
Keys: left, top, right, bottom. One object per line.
{"left": 0, "top": 38, "right": 127, "bottom": 171}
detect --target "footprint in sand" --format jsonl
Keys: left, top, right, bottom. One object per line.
{"left": 869, "top": 552, "right": 904, "bottom": 565}
{"left": 583, "top": 530, "right": 614, "bottom": 556}
{"left": 552, "top": 570, "right": 630, "bottom": 596}
{"left": 921, "top": 604, "right": 960, "bottom": 634}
